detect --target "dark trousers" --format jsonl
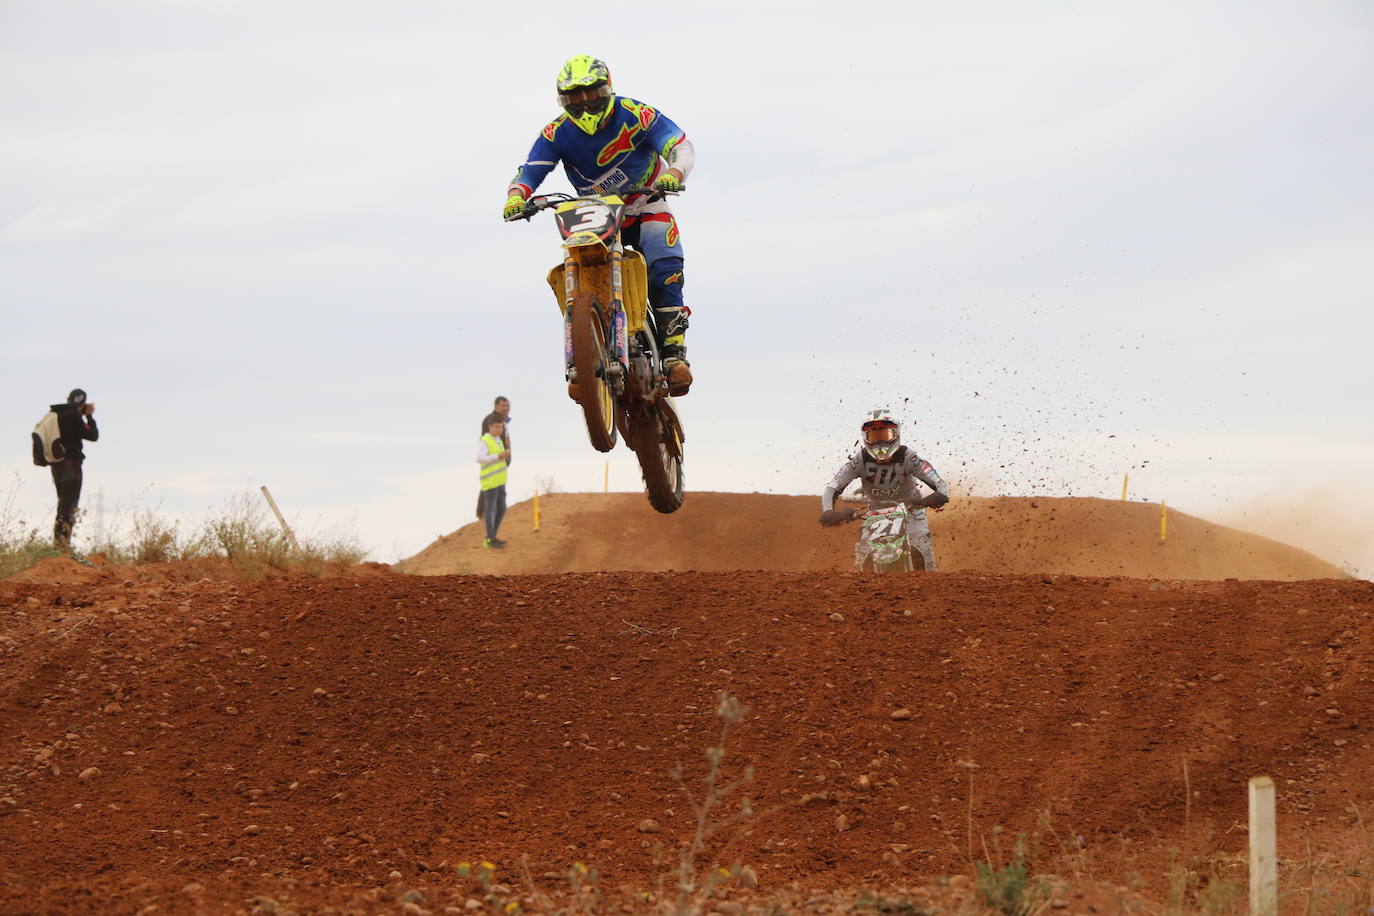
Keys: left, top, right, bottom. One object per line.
{"left": 482, "top": 485, "right": 507, "bottom": 540}
{"left": 51, "top": 460, "right": 83, "bottom": 548}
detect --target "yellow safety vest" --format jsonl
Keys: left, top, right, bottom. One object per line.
{"left": 479, "top": 433, "right": 507, "bottom": 491}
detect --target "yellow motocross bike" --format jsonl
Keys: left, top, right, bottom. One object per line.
{"left": 507, "top": 186, "right": 686, "bottom": 513}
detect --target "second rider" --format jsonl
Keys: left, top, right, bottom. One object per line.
{"left": 820, "top": 410, "right": 951, "bottom": 571}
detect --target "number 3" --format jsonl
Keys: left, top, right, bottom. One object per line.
{"left": 567, "top": 205, "right": 609, "bottom": 232}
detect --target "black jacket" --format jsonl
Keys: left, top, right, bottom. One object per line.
{"left": 50, "top": 403, "right": 98, "bottom": 463}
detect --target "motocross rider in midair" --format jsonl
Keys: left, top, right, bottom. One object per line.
{"left": 503, "top": 55, "right": 696, "bottom": 396}
{"left": 819, "top": 410, "right": 951, "bottom": 571}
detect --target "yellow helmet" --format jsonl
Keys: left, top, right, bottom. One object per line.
{"left": 556, "top": 55, "right": 614, "bottom": 135}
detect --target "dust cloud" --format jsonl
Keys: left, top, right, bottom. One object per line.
{"left": 1214, "top": 484, "right": 1373, "bottom": 579}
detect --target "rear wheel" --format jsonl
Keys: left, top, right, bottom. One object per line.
{"left": 628, "top": 407, "right": 685, "bottom": 513}
{"left": 569, "top": 290, "right": 618, "bottom": 452}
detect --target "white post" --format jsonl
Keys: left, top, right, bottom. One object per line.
{"left": 259, "top": 485, "right": 302, "bottom": 552}
{"left": 1249, "top": 776, "right": 1277, "bottom": 916}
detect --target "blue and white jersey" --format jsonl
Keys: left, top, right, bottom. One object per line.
{"left": 509, "top": 96, "right": 693, "bottom": 216}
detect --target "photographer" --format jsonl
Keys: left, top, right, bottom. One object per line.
{"left": 49, "top": 388, "right": 99, "bottom": 552}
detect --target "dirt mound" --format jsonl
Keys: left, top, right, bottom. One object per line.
{"left": 402, "top": 492, "right": 1346, "bottom": 580}
{"left": 5, "top": 557, "right": 113, "bottom": 586}
{"left": 1, "top": 569, "right": 1370, "bottom": 912}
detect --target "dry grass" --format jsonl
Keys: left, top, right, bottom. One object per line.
{"left": 1, "top": 485, "right": 367, "bottom": 578}
{"left": 0, "top": 478, "right": 62, "bottom": 578}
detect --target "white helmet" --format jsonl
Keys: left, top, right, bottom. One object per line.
{"left": 861, "top": 409, "right": 901, "bottom": 462}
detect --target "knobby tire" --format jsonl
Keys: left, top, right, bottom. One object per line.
{"left": 569, "top": 291, "right": 618, "bottom": 453}
{"left": 629, "top": 407, "right": 685, "bottom": 514}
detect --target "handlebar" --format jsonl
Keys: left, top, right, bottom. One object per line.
{"left": 505, "top": 185, "right": 681, "bottom": 222}
{"left": 821, "top": 496, "right": 944, "bottom": 527}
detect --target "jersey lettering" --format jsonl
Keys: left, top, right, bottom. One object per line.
{"left": 587, "top": 167, "right": 630, "bottom": 193}
{"left": 869, "top": 465, "right": 898, "bottom": 487}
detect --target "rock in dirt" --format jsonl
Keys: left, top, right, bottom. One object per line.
{"left": 78, "top": 766, "right": 102, "bottom": 782}
{"left": 636, "top": 818, "right": 661, "bottom": 833}
{"left": 890, "top": 708, "right": 913, "bottom": 720}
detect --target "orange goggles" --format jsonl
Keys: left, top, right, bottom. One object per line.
{"left": 862, "top": 423, "right": 898, "bottom": 445}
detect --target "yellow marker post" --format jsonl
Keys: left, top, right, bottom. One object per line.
{"left": 604, "top": 461, "right": 609, "bottom": 494}
{"left": 1160, "top": 500, "right": 1168, "bottom": 542}
{"left": 533, "top": 489, "right": 541, "bottom": 533}
{"left": 1121, "top": 472, "right": 1129, "bottom": 501}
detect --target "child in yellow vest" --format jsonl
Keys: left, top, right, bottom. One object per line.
{"left": 477, "top": 414, "right": 511, "bottom": 548}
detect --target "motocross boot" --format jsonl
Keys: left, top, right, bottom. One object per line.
{"left": 661, "top": 347, "right": 692, "bottom": 396}
{"left": 656, "top": 304, "right": 692, "bottom": 396}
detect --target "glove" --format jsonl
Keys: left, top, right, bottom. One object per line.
{"left": 654, "top": 173, "right": 682, "bottom": 193}
{"left": 923, "top": 492, "right": 949, "bottom": 509}
{"left": 502, "top": 193, "right": 527, "bottom": 221}
{"left": 819, "top": 509, "right": 850, "bottom": 527}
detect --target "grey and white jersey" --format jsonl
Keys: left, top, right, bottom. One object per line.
{"left": 821, "top": 447, "right": 949, "bottom": 512}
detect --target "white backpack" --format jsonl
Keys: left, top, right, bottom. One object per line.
{"left": 32, "top": 410, "right": 65, "bottom": 466}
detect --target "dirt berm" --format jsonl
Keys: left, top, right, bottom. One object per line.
{"left": 403, "top": 492, "right": 1345, "bottom": 580}
{"left": 1, "top": 568, "right": 1371, "bottom": 913}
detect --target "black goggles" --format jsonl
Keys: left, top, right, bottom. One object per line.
{"left": 559, "top": 83, "right": 610, "bottom": 117}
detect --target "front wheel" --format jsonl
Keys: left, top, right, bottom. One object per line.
{"left": 627, "top": 407, "right": 685, "bottom": 513}
{"left": 872, "top": 553, "right": 915, "bottom": 574}
{"left": 568, "top": 290, "right": 618, "bottom": 452}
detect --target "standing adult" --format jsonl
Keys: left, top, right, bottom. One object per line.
{"left": 49, "top": 388, "right": 99, "bottom": 552}
{"left": 492, "top": 396, "right": 511, "bottom": 462}
{"left": 477, "top": 413, "right": 511, "bottom": 549}
{"left": 476, "top": 396, "right": 513, "bottom": 519}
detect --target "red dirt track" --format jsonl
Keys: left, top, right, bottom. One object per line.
{"left": 2, "top": 496, "right": 1371, "bottom": 914}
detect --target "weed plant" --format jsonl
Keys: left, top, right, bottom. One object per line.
{"left": 1, "top": 483, "right": 366, "bottom": 578}
{"left": 975, "top": 830, "right": 1044, "bottom": 915}
{"left": 0, "top": 478, "right": 61, "bottom": 578}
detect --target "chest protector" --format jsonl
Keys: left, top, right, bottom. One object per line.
{"left": 861, "top": 446, "right": 909, "bottom": 498}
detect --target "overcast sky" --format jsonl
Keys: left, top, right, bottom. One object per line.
{"left": 3, "top": 0, "right": 1371, "bottom": 573}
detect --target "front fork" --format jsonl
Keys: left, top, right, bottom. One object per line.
{"left": 562, "top": 248, "right": 629, "bottom": 385}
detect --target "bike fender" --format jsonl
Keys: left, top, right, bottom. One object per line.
{"left": 657, "top": 397, "right": 686, "bottom": 454}
{"left": 562, "top": 232, "right": 608, "bottom": 252}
